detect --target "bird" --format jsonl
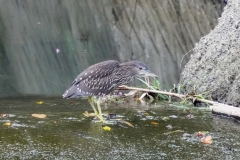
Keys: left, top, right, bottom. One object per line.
{"left": 62, "top": 60, "right": 158, "bottom": 122}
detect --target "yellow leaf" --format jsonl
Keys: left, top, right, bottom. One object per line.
{"left": 201, "top": 136, "right": 213, "bottom": 144}
{"left": 32, "top": 114, "right": 46, "bottom": 118}
{"left": 103, "top": 126, "right": 111, "bottom": 131}
{"left": 36, "top": 101, "right": 43, "bottom": 104}
{"left": 151, "top": 121, "right": 159, "bottom": 125}
{"left": 163, "top": 116, "right": 169, "bottom": 120}
{"left": 3, "top": 122, "right": 11, "bottom": 126}
{"left": 145, "top": 112, "right": 150, "bottom": 116}
{"left": 122, "top": 120, "right": 134, "bottom": 128}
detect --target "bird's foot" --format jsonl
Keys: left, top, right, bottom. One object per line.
{"left": 91, "top": 118, "right": 117, "bottom": 124}
{"left": 83, "top": 111, "right": 96, "bottom": 117}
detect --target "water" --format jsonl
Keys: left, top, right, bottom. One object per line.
{"left": 0, "top": 97, "right": 239, "bottom": 159}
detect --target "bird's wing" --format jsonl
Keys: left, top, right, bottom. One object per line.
{"left": 63, "top": 60, "right": 120, "bottom": 98}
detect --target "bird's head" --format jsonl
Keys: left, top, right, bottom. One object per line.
{"left": 121, "top": 61, "right": 158, "bottom": 78}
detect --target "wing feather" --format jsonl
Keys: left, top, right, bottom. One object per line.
{"left": 62, "top": 60, "right": 120, "bottom": 98}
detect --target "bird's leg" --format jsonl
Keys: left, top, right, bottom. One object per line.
{"left": 145, "top": 77, "right": 150, "bottom": 88}
{"left": 88, "top": 97, "right": 101, "bottom": 120}
{"left": 96, "top": 97, "right": 104, "bottom": 122}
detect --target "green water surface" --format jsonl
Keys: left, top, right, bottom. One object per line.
{"left": 0, "top": 97, "right": 239, "bottom": 159}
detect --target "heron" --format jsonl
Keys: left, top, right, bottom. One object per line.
{"left": 62, "top": 60, "right": 158, "bottom": 122}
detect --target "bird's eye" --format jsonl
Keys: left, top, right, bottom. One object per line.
{"left": 139, "top": 67, "right": 142, "bottom": 70}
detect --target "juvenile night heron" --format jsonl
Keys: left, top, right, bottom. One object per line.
{"left": 62, "top": 60, "right": 157, "bottom": 122}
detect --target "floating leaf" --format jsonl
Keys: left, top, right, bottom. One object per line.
{"left": 0, "top": 114, "right": 8, "bottom": 118}
{"left": 197, "top": 132, "right": 203, "bottom": 137}
{"left": 183, "top": 133, "right": 191, "bottom": 137}
{"left": 166, "top": 124, "right": 173, "bottom": 129}
{"left": 197, "top": 131, "right": 209, "bottom": 137}
{"left": 201, "top": 136, "right": 213, "bottom": 144}
{"left": 162, "top": 116, "right": 169, "bottom": 120}
{"left": 36, "top": 101, "right": 43, "bottom": 104}
{"left": 165, "top": 130, "right": 182, "bottom": 135}
{"left": 151, "top": 121, "right": 159, "bottom": 125}
{"left": 122, "top": 120, "right": 134, "bottom": 128}
{"left": 169, "top": 115, "right": 178, "bottom": 118}
{"left": 103, "top": 126, "right": 111, "bottom": 131}
{"left": 145, "top": 112, "right": 150, "bottom": 116}
{"left": 146, "top": 115, "right": 154, "bottom": 119}
{"left": 32, "top": 114, "right": 46, "bottom": 118}
{"left": 3, "top": 122, "right": 11, "bottom": 126}
{"left": 187, "top": 114, "right": 194, "bottom": 118}
{"left": 201, "top": 131, "right": 209, "bottom": 135}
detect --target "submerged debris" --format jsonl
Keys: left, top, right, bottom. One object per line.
{"left": 201, "top": 135, "right": 213, "bottom": 144}
{"left": 102, "top": 126, "right": 111, "bottom": 131}
{"left": 32, "top": 114, "right": 46, "bottom": 119}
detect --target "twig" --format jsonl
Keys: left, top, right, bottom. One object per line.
{"left": 117, "top": 85, "right": 240, "bottom": 119}
{"left": 117, "top": 85, "right": 185, "bottom": 99}
{"left": 118, "top": 85, "right": 221, "bottom": 105}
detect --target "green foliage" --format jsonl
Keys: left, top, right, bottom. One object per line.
{"left": 152, "top": 79, "right": 161, "bottom": 90}
{"left": 136, "top": 78, "right": 168, "bottom": 100}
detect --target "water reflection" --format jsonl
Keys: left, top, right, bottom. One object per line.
{"left": 0, "top": 97, "right": 239, "bottom": 159}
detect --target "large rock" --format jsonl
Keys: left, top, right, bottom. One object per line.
{"left": 180, "top": 0, "right": 240, "bottom": 107}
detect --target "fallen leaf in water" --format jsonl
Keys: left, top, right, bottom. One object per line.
{"left": 165, "top": 130, "right": 182, "bottom": 135}
{"left": 3, "top": 122, "right": 11, "bottom": 126}
{"left": 151, "top": 121, "right": 159, "bottom": 125}
{"left": 32, "top": 114, "right": 46, "bottom": 118}
{"left": 197, "top": 132, "right": 203, "bottom": 137}
{"left": 187, "top": 114, "right": 194, "bottom": 118}
{"left": 122, "top": 120, "right": 134, "bottom": 127}
{"left": 166, "top": 125, "right": 173, "bottom": 129}
{"left": 0, "top": 114, "right": 8, "bottom": 118}
{"left": 36, "top": 101, "right": 43, "bottom": 104}
{"left": 162, "top": 116, "right": 169, "bottom": 120}
{"left": 183, "top": 133, "right": 191, "bottom": 137}
{"left": 201, "top": 136, "right": 213, "bottom": 144}
{"left": 103, "top": 126, "right": 111, "bottom": 131}
{"left": 145, "top": 112, "right": 150, "bottom": 116}
{"left": 197, "top": 131, "right": 209, "bottom": 137}
{"left": 169, "top": 115, "right": 178, "bottom": 118}
{"left": 146, "top": 115, "right": 154, "bottom": 119}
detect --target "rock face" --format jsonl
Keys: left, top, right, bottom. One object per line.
{"left": 180, "top": 0, "right": 240, "bottom": 107}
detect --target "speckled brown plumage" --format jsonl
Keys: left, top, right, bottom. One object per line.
{"left": 62, "top": 60, "right": 157, "bottom": 98}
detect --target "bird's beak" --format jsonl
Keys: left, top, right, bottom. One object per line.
{"left": 143, "top": 69, "right": 158, "bottom": 78}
